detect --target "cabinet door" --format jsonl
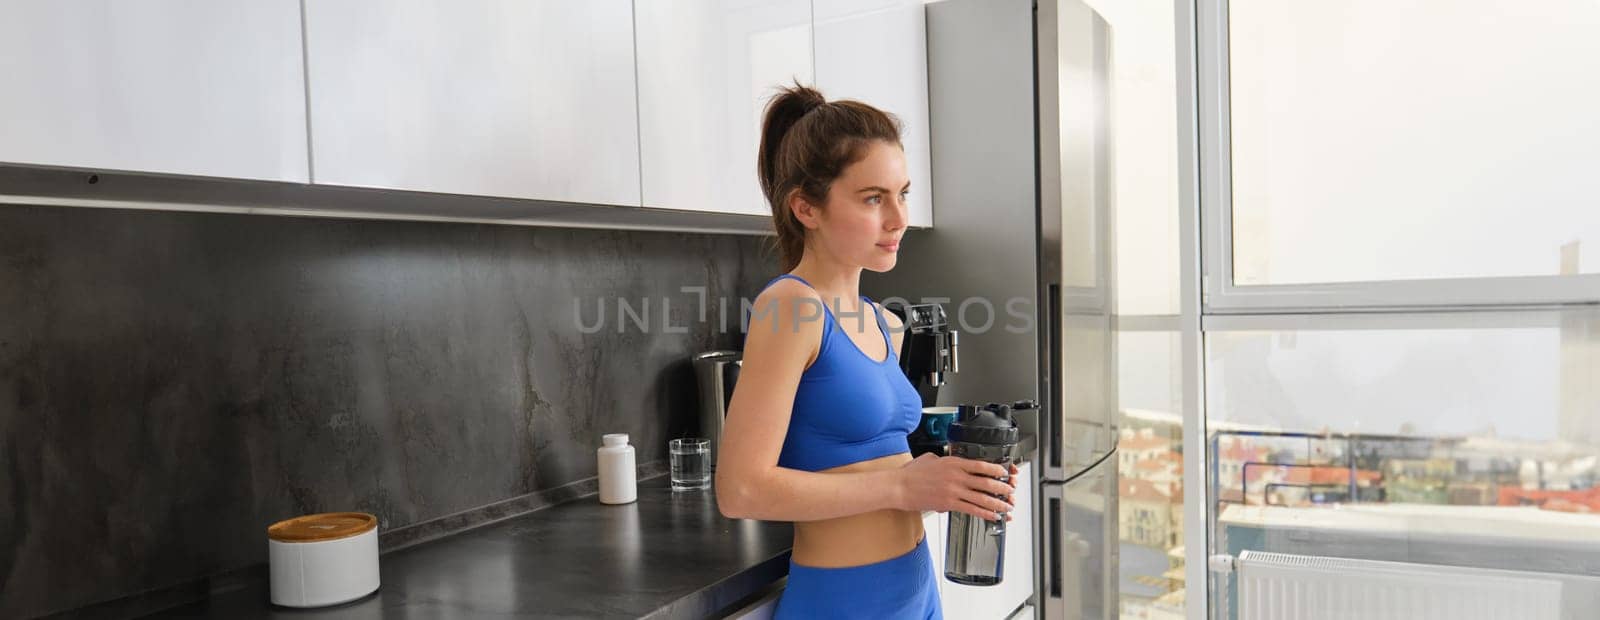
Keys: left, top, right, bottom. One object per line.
{"left": 0, "top": 1, "right": 308, "bottom": 182}
{"left": 635, "top": 0, "right": 810, "bottom": 216}
{"left": 1001, "top": 462, "right": 1036, "bottom": 614}
{"left": 304, "top": 0, "right": 640, "bottom": 206}
{"left": 924, "top": 510, "right": 945, "bottom": 602}
{"left": 813, "top": 0, "right": 934, "bottom": 228}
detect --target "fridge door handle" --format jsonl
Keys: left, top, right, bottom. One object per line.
{"left": 1045, "top": 282, "right": 1064, "bottom": 479}
{"left": 1047, "top": 496, "right": 1063, "bottom": 599}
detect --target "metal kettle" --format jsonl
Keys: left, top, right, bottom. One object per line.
{"left": 691, "top": 350, "right": 741, "bottom": 470}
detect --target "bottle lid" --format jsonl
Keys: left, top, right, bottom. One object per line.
{"left": 949, "top": 403, "right": 1020, "bottom": 446}
{"left": 267, "top": 512, "right": 377, "bottom": 542}
{"left": 602, "top": 433, "right": 629, "bottom": 447}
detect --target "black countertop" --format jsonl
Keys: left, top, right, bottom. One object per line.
{"left": 148, "top": 475, "right": 794, "bottom": 619}
{"left": 145, "top": 430, "right": 1036, "bottom": 620}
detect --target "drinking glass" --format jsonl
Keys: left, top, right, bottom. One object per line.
{"left": 669, "top": 438, "right": 711, "bottom": 492}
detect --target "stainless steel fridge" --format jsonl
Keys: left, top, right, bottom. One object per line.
{"left": 864, "top": 0, "right": 1118, "bottom": 617}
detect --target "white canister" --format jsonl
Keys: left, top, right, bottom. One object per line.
{"left": 598, "top": 433, "right": 637, "bottom": 504}
{"left": 267, "top": 512, "right": 380, "bottom": 608}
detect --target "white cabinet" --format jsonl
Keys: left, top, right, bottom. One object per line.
{"left": 813, "top": 0, "right": 935, "bottom": 228}
{"left": 940, "top": 461, "right": 1035, "bottom": 620}
{"left": 634, "top": 0, "right": 811, "bottom": 216}
{"left": 924, "top": 510, "right": 946, "bottom": 603}
{"left": 0, "top": 1, "right": 309, "bottom": 182}
{"left": 303, "top": 0, "right": 641, "bottom": 206}
{"left": 0, "top": 0, "right": 939, "bottom": 231}
{"left": 1003, "top": 461, "right": 1036, "bottom": 615}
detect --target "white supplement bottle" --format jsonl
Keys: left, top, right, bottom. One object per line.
{"left": 597, "top": 433, "right": 637, "bottom": 504}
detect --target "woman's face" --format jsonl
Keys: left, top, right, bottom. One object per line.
{"left": 803, "top": 140, "right": 910, "bottom": 273}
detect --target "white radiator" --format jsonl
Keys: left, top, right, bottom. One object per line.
{"left": 1231, "top": 551, "right": 1563, "bottom": 620}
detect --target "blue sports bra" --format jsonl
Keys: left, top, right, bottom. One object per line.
{"left": 753, "top": 274, "right": 923, "bottom": 472}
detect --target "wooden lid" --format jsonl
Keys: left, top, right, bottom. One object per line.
{"left": 267, "top": 512, "right": 378, "bottom": 542}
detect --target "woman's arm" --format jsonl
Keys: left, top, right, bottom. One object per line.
{"left": 715, "top": 282, "right": 1015, "bottom": 523}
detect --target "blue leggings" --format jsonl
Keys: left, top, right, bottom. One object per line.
{"left": 775, "top": 536, "right": 943, "bottom": 619}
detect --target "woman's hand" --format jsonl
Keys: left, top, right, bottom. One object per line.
{"left": 895, "top": 453, "right": 1019, "bottom": 521}
{"left": 1003, "top": 462, "right": 1020, "bottom": 517}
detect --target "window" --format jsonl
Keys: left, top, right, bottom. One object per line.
{"left": 1227, "top": 0, "right": 1600, "bottom": 288}
{"left": 1205, "top": 316, "right": 1600, "bottom": 607}
{"left": 1086, "top": 0, "right": 1188, "bottom": 615}
{"left": 1189, "top": 1, "right": 1600, "bottom": 616}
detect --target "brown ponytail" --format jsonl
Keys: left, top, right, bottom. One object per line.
{"left": 757, "top": 83, "right": 903, "bottom": 272}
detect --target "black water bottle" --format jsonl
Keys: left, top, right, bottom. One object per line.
{"left": 944, "top": 403, "right": 1020, "bottom": 585}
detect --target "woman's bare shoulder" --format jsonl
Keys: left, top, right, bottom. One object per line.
{"left": 752, "top": 276, "right": 819, "bottom": 305}
{"left": 744, "top": 278, "right": 826, "bottom": 358}
{"left": 747, "top": 278, "right": 827, "bottom": 327}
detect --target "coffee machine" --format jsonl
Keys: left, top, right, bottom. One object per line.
{"left": 885, "top": 302, "right": 961, "bottom": 457}
{"left": 885, "top": 302, "right": 959, "bottom": 407}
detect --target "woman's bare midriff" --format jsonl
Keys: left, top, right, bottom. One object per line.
{"left": 790, "top": 451, "right": 924, "bottom": 568}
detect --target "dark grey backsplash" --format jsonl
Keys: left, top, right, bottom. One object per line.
{"left": 0, "top": 204, "right": 772, "bottom": 618}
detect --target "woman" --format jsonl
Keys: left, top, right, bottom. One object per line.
{"left": 714, "top": 84, "right": 1019, "bottom": 619}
